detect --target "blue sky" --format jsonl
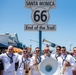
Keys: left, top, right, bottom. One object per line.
{"left": 0, "top": 0, "right": 76, "bottom": 52}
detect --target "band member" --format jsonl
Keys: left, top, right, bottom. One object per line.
{"left": 51, "top": 46, "right": 61, "bottom": 60}
{"left": 51, "top": 46, "right": 63, "bottom": 71}
{"left": 41, "top": 47, "right": 51, "bottom": 61}
{"left": 41, "top": 46, "right": 62, "bottom": 75}
{"left": 61, "top": 46, "right": 75, "bottom": 75}
{"left": 30, "top": 47, "right": 41, "bottom": 75}
{"left": 72, "top": 47, "right": 76, "bottom": 75}
{"left": 0, "top": 45, "right": 19, "bottom": 75}
{"left": 16, "top": 49, "right": 30, "bottom": 75}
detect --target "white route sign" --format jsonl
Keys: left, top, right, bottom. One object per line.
{"left": 32, "top": 7, "right": 49, "bottom": 25}
{"left": 24, "top": 24, "right": 56, "bottom": 31}
{"left": 24, "top": 0, "right": 56, "bottom": 31}
{"left": 25, "top": 0, "right": 56, "bottom": 8}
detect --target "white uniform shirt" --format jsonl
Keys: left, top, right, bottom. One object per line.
{"left": 60, "top": 54, "right": 75, "bottom": 75}
{"left": 0, "top": 53, "right": 19, "bottom": 72}
{"left": 40, "top": 54, "right": 51, "bottom": 62}
{"left": 51, "top": 54, "right": 63, "bottom": 69}
{"left": 16, "top": 55, "right": 30, "bottom": 75}
{"left": 71, "top": 55, "right": 76, "bottom": 71}
{"left": 29, "top": 55, "right": 41, "bottom": 75}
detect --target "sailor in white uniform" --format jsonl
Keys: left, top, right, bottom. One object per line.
{"left": 51, "top": 46, "right": 63, "bottom": 75}
{"left": 72, "top": 47, "right": 76, "bottom": 75}
{"left": 29, "top": 47, "right": 41, "bottom": 75}
{"left": 0, "top": 45, "right": 19, "bottom": 75}
{"left": 51, "top": 46, "right": 62, "bottom": 64}
{"left": 16, "top": 49, "right": 30, "bottom": 75}
{"left": 60, "top": 46, "right": 75, "bottom": 75}
{"left": 41, "top": 46, "right": 62, "bottom": 75}
{"left": 41, "top": 47, "right": 51, "bottom": 61}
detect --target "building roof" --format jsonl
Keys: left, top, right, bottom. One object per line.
{"left": 0, "top": 43, "right": 8, "bottom": 48}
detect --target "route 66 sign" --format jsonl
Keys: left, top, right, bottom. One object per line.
{"left": 32, "top": 7, "right": 50, "bottom": 25}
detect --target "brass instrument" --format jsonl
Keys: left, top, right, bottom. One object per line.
{"left": 42, "top": 38, "right": 57, "bottom": 47}
{"left": 62, "top": 61, "right": 71, "bottom": 74}
{"left": 39, "top": 57, "right": 61, "bottom": 75}
{"left": 24, "top": 61, "right": 30, "bottom": 75}
{"left": 43, "top": 38, "right": 52, "bottom": 44}
{"left": 62, "top": 66, "right": 66, "bottom": 74}
{"left": 35, "top": 54, "right": 39, "bottom": 71}
{"left": 30, "top": 39, "right": 46, "bottom": 45}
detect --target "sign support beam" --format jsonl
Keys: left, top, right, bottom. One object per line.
{"left": 25, "top": 0, "right": 56, "bottom": 55}
{"left": 39, "top": 31, "right": 42, "bottom": 55}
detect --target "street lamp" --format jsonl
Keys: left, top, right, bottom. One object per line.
{"left": 69, "top": 42, "right": 72, "bottom": 51}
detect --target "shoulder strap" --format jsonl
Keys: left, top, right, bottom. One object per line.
{"left": 55, "top": 54, "right": 61, "bottom": 61}
{"left": 62, "top": 54, "right": 67, "bottom": 65}
{"left": 19, "top": 57, "right": 26, "bottom": 68}
{"left": 37, "top": 56, "right": 41, "bottom": 63}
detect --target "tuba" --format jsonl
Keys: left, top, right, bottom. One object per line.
{"left": 38, "top": 57, "right": 61, "bottom": 75}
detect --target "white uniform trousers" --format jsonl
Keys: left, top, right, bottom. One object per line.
{"left": 3, "top": 71, "right": 14, "bottom": 75}
{"left": 30, "top": 66, "right": 41, "bottom": 75}
{"left": 31, "top": 70, "right": 41, "bottom": 75}
{"left": 16, "top": 69, "right": 25, "bottom": 75}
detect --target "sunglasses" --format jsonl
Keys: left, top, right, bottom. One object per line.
{"left": 36, "top": 50, "right": 40, "bottom": 52}
{"left": 45, "top": 49, "right": 49, "bottom": 51}
{"left": 23, "top": 51, "right": 27, "bottom": 53}
{"left": 61, "top": 50, "right": 66, "bottom": 51}
{"left": 56, "top": 49, "right": 60, "bottom": 51}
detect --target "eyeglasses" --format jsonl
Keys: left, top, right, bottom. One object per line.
{"left": 36, "top": 50, "right": 40, "bottom": 53}
{"left": 45, "top": 49, "right": 49, "bottom": 51}
{"left": 56, "top": 49, "right": 60, "bottom": 51}
{"left": 61, "top": 50, "right": 66, "bottom": 51}
{"left": 23, "top": 51, "right": 27, "bottom": 53}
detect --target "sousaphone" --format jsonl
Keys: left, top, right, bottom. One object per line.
{"left": 38, "top": 57, "right": 60, "bottom": 75}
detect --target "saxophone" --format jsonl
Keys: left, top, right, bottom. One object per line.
{"left": 35, "top": 54, "right": 39, "bottom": 71}
{"left": 62, "top": 61, "right": 71, "bottom": 74}
{"left": 24, "top": 60, "right": 30, "bottom": 75}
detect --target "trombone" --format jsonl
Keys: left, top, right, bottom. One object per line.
{"left": 30, "top": 39, "right": 46, "bottom": 45}
{"left": 42, "top": 38, "right": 57, "bottom": 47}
{"left": 30, "top": 39, "right": 51, "bottom": 47}
{"left": 30, "top": 38, "right": 57, "bottom": 48}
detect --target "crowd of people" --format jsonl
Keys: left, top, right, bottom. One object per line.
{"left": 0, "top": 45, "right": 76, "bottom": 75}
